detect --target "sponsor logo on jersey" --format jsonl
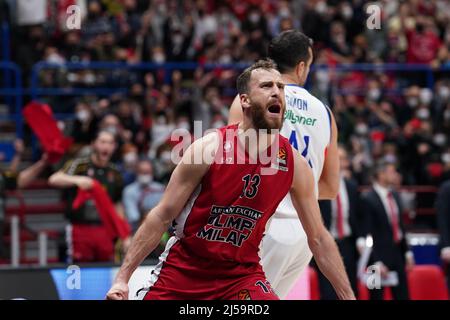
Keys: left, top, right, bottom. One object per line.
{"left": 238, "top": 289, "right": 252, "bottom": 300}
{"left": 286, "top": 95, "right": 308, "bottom": 111}
{"left": 284, "top": 110, "right": 317, "bottom": 126}
{"left": 196, "top": 205, "right": 263, "bottom": 247}
{"left": 271, "top": 147, "right": 288, "bottom": 171}
{"left": 277, "top": 147, "right": 287, "bottom": 165}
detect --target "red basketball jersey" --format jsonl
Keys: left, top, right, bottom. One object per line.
{"left": 173, "top": 124, "right": 295, "bottom": 265}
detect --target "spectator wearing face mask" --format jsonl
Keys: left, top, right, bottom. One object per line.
{"left": 71, "top": 102, "right": 98, "bottom": 152}
{"left": 122, "top": 159, "right": 165, "bottom": 232}
{"left": 120, "top": 143, "right": 139, "bottom": 186}
{"left": 153, "top": 142, "right": 177, "bottom": 185}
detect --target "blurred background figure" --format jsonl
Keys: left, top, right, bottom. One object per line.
{"left": 48, "top": 130, "right": 126, "bottom": 263}
{"left": 316, "top": 145, "right": 363, "bottom": 299}
{"left": 361, "top": 162, "right": 415, "bottom": 300}
{"left": 123, "top": 158, "right": 164, "bottom": 233}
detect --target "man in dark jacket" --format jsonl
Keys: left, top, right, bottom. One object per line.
{"left": 317, "top": 145, "right": 364, "bottom": 299}
{"left": 361, "top": 161, "right": 414, "bottom": 300}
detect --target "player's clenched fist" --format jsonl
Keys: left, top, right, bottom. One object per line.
{"left": 106, "top": 282, "right": 129, "bottom": 300}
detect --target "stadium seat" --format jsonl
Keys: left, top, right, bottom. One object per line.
{"left": 358, "top": 281, "right": 393, "bottom": 300}
{"left": 309, "top": 267, "right": 320, "bottom": 300}
{"left": 407, "top": 265, "right": 449, "bottom": 300}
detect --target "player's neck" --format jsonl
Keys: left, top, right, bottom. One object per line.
{"left": 281, "top": 73, "right": 303, "bottom": 86}
{"left": 237, "top": 121, "right": 277, "bottom": 154}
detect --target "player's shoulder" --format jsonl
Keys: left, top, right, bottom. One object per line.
{"left": 278, "top": 132, "right": 291, "bottom": 146}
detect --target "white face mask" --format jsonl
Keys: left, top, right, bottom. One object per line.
{"left": 355, "top": 123, "right": 368, "bottom": 135}
{"left": 249, "top": 12, "right": 260, "bottom": 23}
{"left": 417, "top": 108, "right": 430, "bottom": 120}
{"left": 368, "top": 88, "right": 381, "bottom": 101}
{"left": 438, "top": 86, "right": 450, "bottom": 100}
{"left": 160, "top": 151, "right": 172, "bottom": 164}
{"left": 172, "top": 34, "right": 183, "bottom": 45}
{"left": 315, "top": 1, "right": 327, "bottom": 14}
{"left": 341, "top": 4, "right": 353, "bottom": 19}
{"left": 384, "top": 154, "right": 397, "bottom": 164}
{"left": 138, "top": 174, "right": 153, "bottom": 185}
{"left": 153, "top": 53, "right": 166, "bottom": 63}
{"left": 106, "top": 125, "right": 118, "bottom": 135}
{"left": 219, "top": 54, "right": 232, "bottom": 64}
{"left": 442, "top": 153, "right": 450, "bottom": 164}
{"left": 76, "top": 110, "right": 90, "bottom": 122}
{"left": 156, "top": 116, "right": 167, "bottom": 125}
{"left": 124, "top": 152, "right": 138, "bottom": 165}
{"left": 177, "top": 121, "right": 190, "bottom": 131}
{"left": 407, "top": 97, "right": 419, "bottom": 108}
{"left": 47, "top": 53, "right": 64, "bottom": 64}
{"left": 433, "top": 133, "right": 447, "bottom": 147}
{"left": 84, "top": 73, "right": 95, "bottom": 85}
{"left": 279, "top": 8, "right": 290, "bottom": 18}
{"left": 212, "top": 121, "right": 225, "bottom": 129}
{"left": 420, "top": 88, "right": 433, "bottom": 105}
{"left": 57, "top": 121, "right": 65, "bottom": 132}
{"left": 316, "top": 69, "right": 329, "bottom": 83}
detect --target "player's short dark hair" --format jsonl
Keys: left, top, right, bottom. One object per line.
{"left": 236, "top": 59, "right": 278, "bottom": 94}
{"left": 268, "top": 30, "right": 313, "bottom": 73}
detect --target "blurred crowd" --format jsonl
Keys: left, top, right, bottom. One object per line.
{"left": 0, "top": 0, "right": 448, "bottom": 234}
{"left": 2, "top": 0, "right": 448, "bottom": 188}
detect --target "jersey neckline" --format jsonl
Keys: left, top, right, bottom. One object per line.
{"left": 285, "top": 83, "right": 304, "bottom": 89}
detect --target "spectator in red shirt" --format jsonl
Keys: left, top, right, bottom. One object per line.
{"left": 406, "top": 18, "right": 442, "bottom": 64}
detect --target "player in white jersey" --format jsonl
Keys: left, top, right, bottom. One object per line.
{"left": 228, "top": 30, "right": 340, "bottom": 298}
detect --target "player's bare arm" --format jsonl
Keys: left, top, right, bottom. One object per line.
{"left": 289, "top": 148, "right": 355, "bottom": 300}
{"left": 228, "top": 94, "right": 243, "bottom": 125}
{"left": 317, "top": 107, "right": 340, "bottom": 199}
{"left": 106, "top": 132, "right": 220, "bottom": 300}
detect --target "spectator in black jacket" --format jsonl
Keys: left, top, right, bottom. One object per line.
{"left": 361, "top": 161, "right": 415, "bottom": 300}
{"left": 317, "top": 145, "right": 364, "bottom": 299}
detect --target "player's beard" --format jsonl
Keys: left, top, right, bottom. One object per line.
{"left": 250, "top": 100, "right": 283, "bottom": 134}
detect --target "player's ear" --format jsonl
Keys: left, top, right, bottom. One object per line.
{"left": 296, "top": 61, "right": 305, "bottom": 79}
{"left": 239, "top": 93, "right": 251, "bottom": 110}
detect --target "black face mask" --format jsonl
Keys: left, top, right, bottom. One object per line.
{"left": 416, "top": 24, "right": 424, "bottom": 33}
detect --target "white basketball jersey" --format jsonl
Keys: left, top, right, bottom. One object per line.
{"left": 276, "top": 84, "right": 332, "bottom": 218}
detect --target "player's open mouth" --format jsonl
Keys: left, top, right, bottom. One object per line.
{"left": 268, "top": 104, "right": 281, "bottom": 114}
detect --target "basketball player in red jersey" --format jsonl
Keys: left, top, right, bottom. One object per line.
{"left": 106, "top": 60, "right": 355, "bottom": 300}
